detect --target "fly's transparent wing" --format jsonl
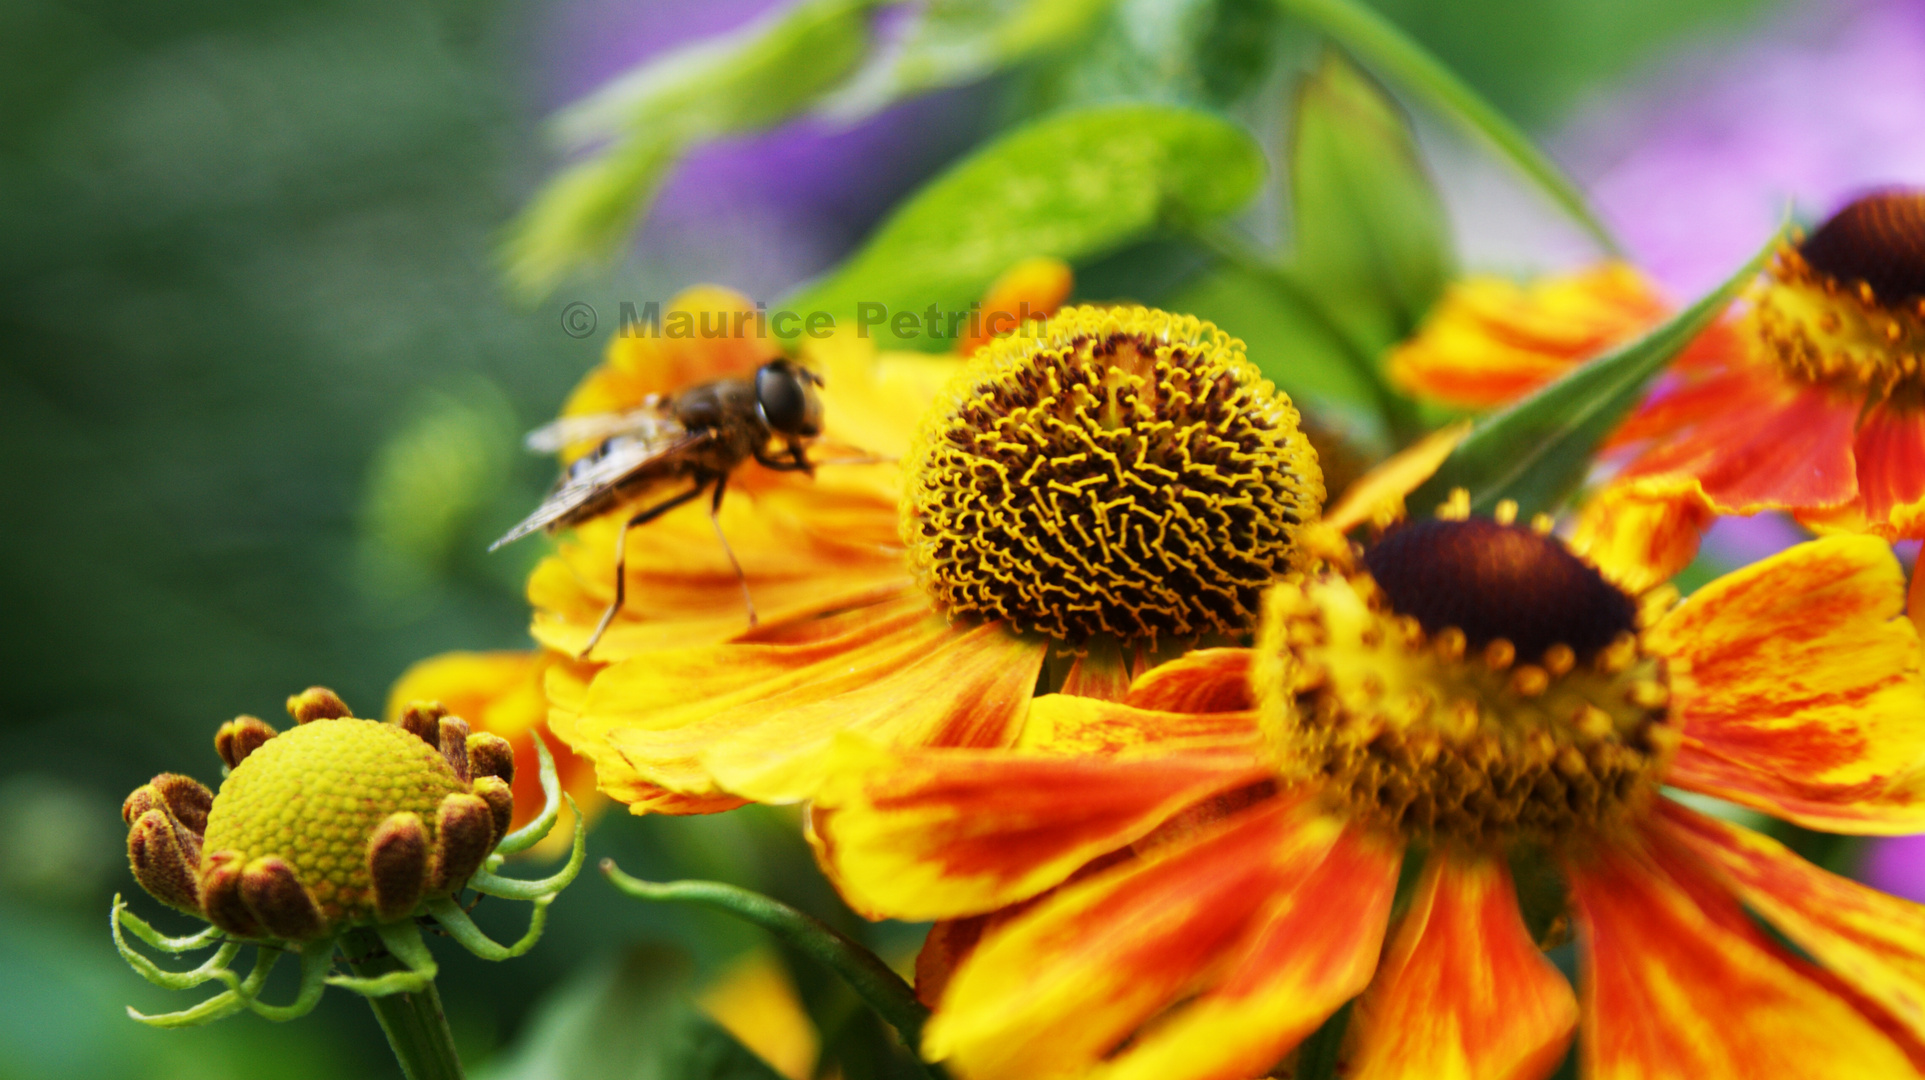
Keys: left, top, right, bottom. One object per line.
{"left": 522, "top": 399, "right": 673, "bottom": 454}
{"left": 490, "top": 427, "right": 709, "bottom": 549}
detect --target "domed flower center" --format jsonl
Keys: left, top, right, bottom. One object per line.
{"left": 901, "top": 305, "right": 1325, "bottom": 644}
{"left": 1256, "top": 518, "right": 1678, "bottom": 846}
{"left": 1752, "top": 189, "right": 1925, "bottom": 398}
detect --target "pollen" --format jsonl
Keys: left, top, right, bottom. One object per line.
{"left": 1254, "top": 518, "right": 1677, "bottom": 847}
{"left": 901, "top": 305, "right": 1325, "bottom": 644}
{"left": 1750, "top": 189, "right": 1925, "bottom": 400}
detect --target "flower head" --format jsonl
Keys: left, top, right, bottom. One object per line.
{"left": 808, "top": 519, "right": 1925, "bottom": 1080}
{"left": 540, "top": 294, "right": 1324, "bottom": 812}
{"left": 1392, "top": 189, "right": 1925, "bottom": 591}
{"left": 113, "top": 688, "right": 583, "bottom": 1027}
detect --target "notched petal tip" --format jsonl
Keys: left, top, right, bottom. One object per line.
{"left": 127, "top": 809, "right": 203, "bottom": 914}
{"left": 437, "top": 717, "right": 472, "bottom": 783}
{"left": 430, "top": 794, "right": 494, "bottom": 893}
{"left": 286, "top": 687, "right": 353, "bottom": 724}
{"left": 240, "top": 856, "right": 326, "bottom": 940}
{"left": 472, "top": 775, "right": 514, "bottom": 841}
{"left": 214, "top": 715, "right": 278, "bottom": 771}
{"left": 396, "top": 700, "right": 447, "bottom": 748}
{"left": 466, "top": 732, "right": 515, "bottom": 784}
{"left": 368, "top": 811, "right": 428, "bottom": 923}
{"left": 199, "top": 851, "right": 263, "bottom": 938}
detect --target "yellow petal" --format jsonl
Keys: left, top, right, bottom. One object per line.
{"left": 1650, "top": 535, "right": 1925, "bottom": 833}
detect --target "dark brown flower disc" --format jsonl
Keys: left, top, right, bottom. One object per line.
{"left": 1799, "top": 189, "right": 1925, "bottom": 304}
{"left": 1362, "top": 517, "right": 1637, "bottom": 659}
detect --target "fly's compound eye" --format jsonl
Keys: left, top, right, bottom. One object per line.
{"left": 756, "top": 360, "right": 823, "bottom": 437}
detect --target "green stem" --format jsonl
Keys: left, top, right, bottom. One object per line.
{"left": 1272, "top": 0, "right": 1620, "bottom": 255}
{"left": 600, "top": 863, "right": 944, "bottom": 1078}
{"left": 344, "top": 929, "right": 465, "bottom": 1080}
{"left": 1196, "top": 226, "right": 1427, "bottom": 446}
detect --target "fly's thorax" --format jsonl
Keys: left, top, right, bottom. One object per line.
{"left": 1750, "top": 189, "right": 1925, "bottom": 401}
{"left": 1255, "top": 518, "right": 1679, "bottom": 848}
{"left": 900, "top": 305, "right": 1325, "bottom": 646}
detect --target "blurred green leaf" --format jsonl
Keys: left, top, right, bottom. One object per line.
{"left": 504, "top": 0, "right": 882, "bottom": 297}
{"left": 481, "top": 945, "right": 788, "bottom": 1080}
{"left": 1019, "top": 0, "right": 1287, "bottom": 112}
{"left": 1290, "top": 49, "right": 1453, "bottom": 349}
{"left": 1407, "top": 236, "right": 1776, "bottom": 519}
{"left": 1166, "top": 261, "right": 1380, "bottom": 419}
{"left": 1272, "top": 0, "right": 1619, "bottom": 253}
{"left": 821, "top": 0, "right": 1117, "bottom": 119}
{"left": 789, "top": 103, "right": 1264, "bottom": 343}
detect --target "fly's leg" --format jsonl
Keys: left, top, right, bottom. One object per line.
{"left": 752, "top": 440, "right": 813, "bottom": 475}
{"left": 581, "top": 480, "right": 710, "bottom": 659}
{"left": 708, "top": 473, "right": 757, "bottom": 627}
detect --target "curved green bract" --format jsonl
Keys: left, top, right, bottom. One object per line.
{"left": 601, "top": 864, "right": 934, "bottom": 1058}
{"left": 494, "top": 737, "right": 563, "bottom": 857}
{"left": 472, "top": 794, "right": 586, "bottom": 900}
{"left": 424, "top": 895, "right": 555, "bottom": 962}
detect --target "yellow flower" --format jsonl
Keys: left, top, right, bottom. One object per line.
{"left": 540, "top": 294, "right": 1325, "bottom": 814}
{"left": 807, "top": 518, "right": 1925, "bottom": 1080}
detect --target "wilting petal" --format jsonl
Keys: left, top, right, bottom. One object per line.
{"left": 1800, "top": 399, "right": 1925, "bottom": 540}
{"left": 1622, "top": 375, "right": 1858, "bottom": 514}
{"left": 1347, "top": 854, "right": 1577, "bottom": 1080}
{"left": 923, "top": 797, "right": 1343, "bottom": 1080}
{"left": 1015, "top": 695, "right": 1263, "bottom": 755}
{"left": 560, "top": 595, "right": 1044, "bottom": 805}
{"left": 1569, "top": 478, "right": 1717, "bottom": 594}
{"left": 1567, "top": 831, "right": 1924, "bottom": 1079}
{"left": 1660, "top": 799, "right": 1925, "bottom": 1046}
{"left": 811, "top": 737, "right": 1271, "bottom": 920}
{"left": 1649, "top": 535, "right": 1925, "bottom": 832}
{"left": 1095, "top": 825, "right": 1402, "bottom": 1080}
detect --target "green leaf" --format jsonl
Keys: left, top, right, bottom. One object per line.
{"left": 1166, "top": 260, "right": 1384, "bottom": 417}
{"left": 503, "top": 0, "right": 881, "bottom": 297}
{"left": 483, "top": 945, "right": 790, "bottom": 1080}
{"left": 1407, "top": 235, "right": 1777, "bottom": 519}
{"left": 1271, "top": 0, "right": 1619, "bottom": 253}
{"left": 787, "top": 103, "right": 1264, "bottom": 344}
{"left": 1017, "top": 0, "right": 1287, "bottom": 112}
{"left": 821, "top": 0, "right": 1118, "bottom": 119}
{"left": 1290, "top": 49, "right": 1454, "bottom": 349}
{"left": 601, "top": 867, "right": 937, "bottom": 1068}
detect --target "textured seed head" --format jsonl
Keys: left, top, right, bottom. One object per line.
{"left": 901, "top": 305, "right": 1325, "bottom": 645}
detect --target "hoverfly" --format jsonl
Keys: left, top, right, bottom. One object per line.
{"left": 492, "top": 358, "right": 825, "bottom": 657}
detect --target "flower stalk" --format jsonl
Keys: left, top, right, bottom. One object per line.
{"left": 345, "top": 927, "right": 466, "bottom": 1080}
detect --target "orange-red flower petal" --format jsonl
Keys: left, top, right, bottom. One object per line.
{"left": 810, "top": 738, "right": 1271, "bottom": 920}
{"left": 920, "top": 795, "right": 1361, "bottom": 1080}
{"left": 544, "top": 656, "right": 746, "bottom": 815}
{"left": 1568, "top": 478, "right": 1717, "bottom": 594}
{"left": 1091, "top": 823, "right": 1402, "bottom": 1080}
{"left": 1660, "top": 799, "right": 1925, "bottom": 1047}
{"left": 1648, "top": 535, "right": 1925, "bottom": 833}
{"left": 1567, "top": 831, "right": 1924, "bottom": 1079}
{"left": 1798, "top": 398, "right": 1925, "bottom": 539}
{"left": 1347, "top": 854, "right": 1577, "bottom": 1080}
{"left": 551, "top": 593, "right": 1044, "bottom": 807}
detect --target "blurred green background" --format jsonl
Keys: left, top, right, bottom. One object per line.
{"left": 0, "top": 0, "right": 1791, "bottom": 1075}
